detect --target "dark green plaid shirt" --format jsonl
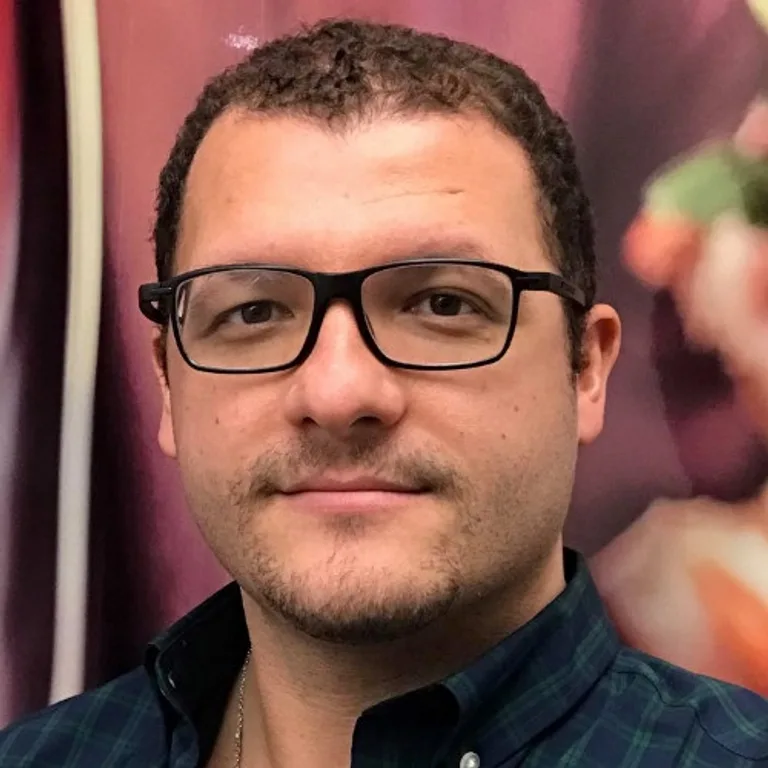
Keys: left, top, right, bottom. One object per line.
{"left": 3, "top": 549, "right": 768, "bottom": 767}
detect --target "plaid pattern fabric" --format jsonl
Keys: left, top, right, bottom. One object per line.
{"left": 3, "top": 549, "right": 768, "bottom": 767}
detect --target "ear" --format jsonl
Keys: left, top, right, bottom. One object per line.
{"left": 152, "top": 328, "right": 177, "bottom": 459}
{"left": 576, "top": 304, "right": 622, "bottom": 445}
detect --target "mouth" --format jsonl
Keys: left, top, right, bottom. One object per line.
{"left": 279, "top": 475, "right": 429, "bottom": 514}
{"left": 284, "top": 475, "right": 427, "bottom": 493}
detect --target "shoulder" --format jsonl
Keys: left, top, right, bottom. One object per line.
{"left": 0, "top": 667, "right": 167, "bottom": 767}
{"left": 609, "top": 646, "right": 768, "bottom": 763}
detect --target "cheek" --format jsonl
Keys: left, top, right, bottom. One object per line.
{"left": 171, "top": 375, "right": 283, "bottom": 466}
{"left": 417, "top": 350, "right": 571, "bottom": 470}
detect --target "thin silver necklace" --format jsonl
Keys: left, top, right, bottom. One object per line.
{"left": 233, "top": 648, "right": 252, "bottom": 768}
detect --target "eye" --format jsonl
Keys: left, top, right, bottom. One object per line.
{"left": 427, "top": 293, "right": 473, "bottom": 316}
{"left": 207, "top": 300, "right": 293, "bottom": 334}
{"left": 407, "top": 291, "right": 480, "bottom": 317}
{"left": 237, "top": 301, "right": 282, "bottom": 324}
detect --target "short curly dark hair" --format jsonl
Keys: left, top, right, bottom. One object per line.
{"left": 153, "top": 18, "right": 596, "bottom": 372}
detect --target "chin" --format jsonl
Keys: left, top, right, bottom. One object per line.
{"left": 244, "top": 549, "right": 462, "bottom": 645}
{"left": 269, "top": 590, "right": 459, "bottom": 645}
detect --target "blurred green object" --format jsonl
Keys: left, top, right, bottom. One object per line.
{"left": 644, "top": 143, "right": 768, "bottom": 227}
{"left": 640, "top": 0, "right": 768, "bottom": 229}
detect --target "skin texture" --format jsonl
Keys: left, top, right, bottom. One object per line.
{"left": 154, "top": 111, "right": 621, "bottom": 768}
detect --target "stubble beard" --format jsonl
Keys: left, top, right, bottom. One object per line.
{"left": 244, "top": 534, "right": 464, "bottom": 644}
{"left": 188, "top": 434, "right": 476, "bottom": 644}
{"left": 186, "top": 431, "right": 566, "bottom": 646}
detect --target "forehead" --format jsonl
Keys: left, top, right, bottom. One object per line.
{"left": 176, "top": 110, "right": 547, "bottom": 273}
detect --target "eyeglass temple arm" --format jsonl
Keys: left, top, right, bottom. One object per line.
{"left": 138, "top": 283, "right": 172, "bottom": 324}
{"left": 517, "top": 273, "right": 588, "bottom": 308}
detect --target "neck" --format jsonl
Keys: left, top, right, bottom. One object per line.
{"left": 236, "top": 550, "right": 565, "bottom": 768}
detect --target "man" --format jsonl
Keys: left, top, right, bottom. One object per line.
{"left": 2, "top": 18, "right": 768, "bottom": 768}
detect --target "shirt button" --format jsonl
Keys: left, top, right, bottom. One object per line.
{"left": 459, "top": 753, "right": 480, "bottom": 768}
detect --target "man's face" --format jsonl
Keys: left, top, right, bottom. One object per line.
{"left": 156, "top": 111, "right": 615, "bottom": 643}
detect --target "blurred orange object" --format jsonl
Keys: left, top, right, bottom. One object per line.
{"left": 692, "top": 559, "right": 768, "bottom": 696}
{"left": 591, "top": 489, "right": 768, "bottom": 691}
{"left": 623, "top": 214, "right": 704, "bottom": 289}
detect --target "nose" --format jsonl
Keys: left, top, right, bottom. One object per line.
{"left": 282, "top": 302, "right": 407, "bottom": 439}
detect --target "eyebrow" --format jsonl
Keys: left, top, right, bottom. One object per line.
{"left": 393, "top": 239, "right": 490, "bottom": 263}
{"left": 189, "top": 237, "right": 495, "bottom": 272}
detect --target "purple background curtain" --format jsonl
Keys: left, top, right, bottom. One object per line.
{"left": 2, "top": 0, "right": 766, "bottom": 725}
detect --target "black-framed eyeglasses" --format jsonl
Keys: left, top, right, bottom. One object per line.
{"left": 138, "top": 259, "right": 588, "bottom": 374}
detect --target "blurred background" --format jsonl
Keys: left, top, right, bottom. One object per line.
{"left": 2, "top": 0, "right": 767, "bottom": 726}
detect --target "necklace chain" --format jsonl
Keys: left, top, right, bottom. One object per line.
{"left": 234, "top": 648, "right": 252, "bottom": 768}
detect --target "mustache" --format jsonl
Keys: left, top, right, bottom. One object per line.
{"left": 231, "top": 434, "right": 462, "bottom": 502}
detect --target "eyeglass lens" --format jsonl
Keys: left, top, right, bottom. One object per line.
{"left": 174, "top": 263, "right": 515, "bottom": 370}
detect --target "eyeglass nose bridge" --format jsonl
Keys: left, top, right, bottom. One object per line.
{"left": 294, "top": 269, "right": 389, "bottom": 369}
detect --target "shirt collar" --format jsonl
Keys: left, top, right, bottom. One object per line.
{"left": 145, "top": 548, "right": 618, "bottom": 764}
{"left": 441, "top": 548, "right": 620, "bottom": 763}
{"left": 145, "top": 580, "right": 248, "bottom": 762}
